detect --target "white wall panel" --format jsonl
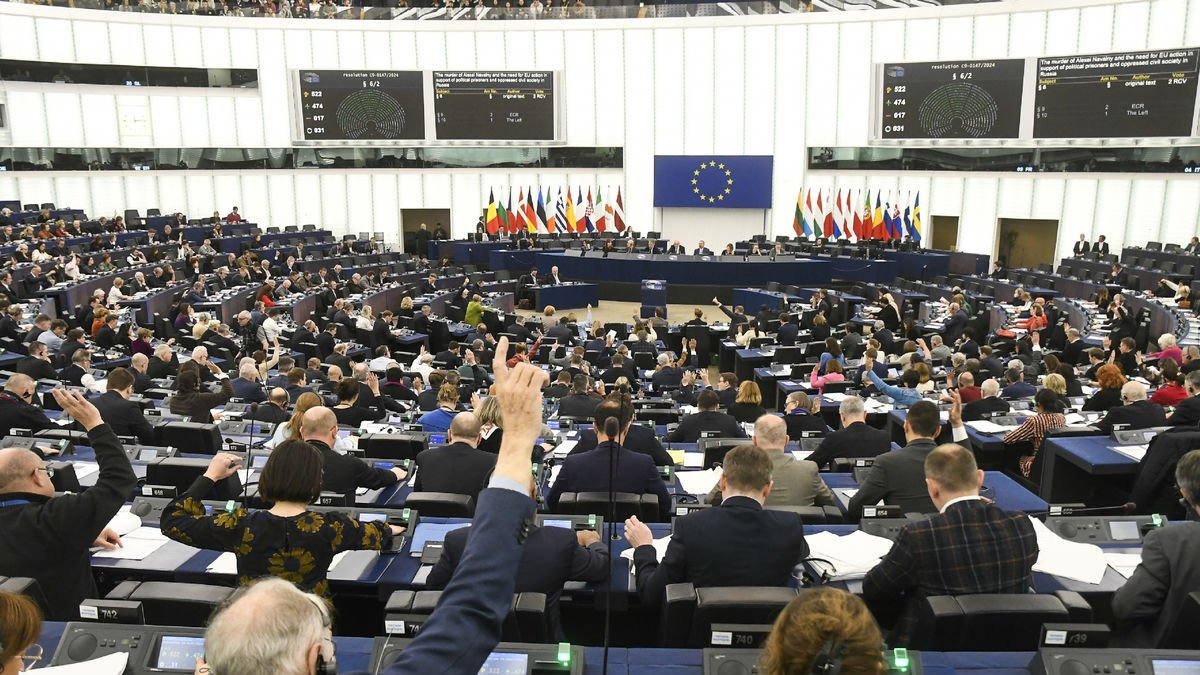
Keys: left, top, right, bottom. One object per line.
{"left": 239, "top": 174, "right": 270, "bottom": 229}
{"left": 1092, "top": 178, "right": 1130, "bottom": 246}
{"left": 1187, "top": 0, "right": 1200, "bottom": 46}
{"left": 1161, "top": 179, "right": 1200, "bottom": 246}
{"left": 1060, "top": 179, "right": 1099, "bottom": 259}
{"left": 293, "top": 174, "right": 322, "bottom": 226}
{"left": 1111, "top": 3, "right": 1150, "bottom": 52}
{"left": 267, "top": 174, "right": 298, "bottom": 227}
{"left": 397, "top": 173, "right": 425, "bottom": 209}
{"left": 153, "top": 174, "right": 186, "bottom": 216}
{"left": 652, "top": 28, "right": 685, "bottom": 154}
{"left": 186, "top": 174, "right": 218, "bottom": 219}
{"left": 319, "top": 174, "right": 350, "bottom": 231}
{"left": 622, "top": 29, "right": 654, "bottom": 229}
{"left": 371, "top": 175, "right": 400, "bottom": 242}
{"left": 415, "top": 32, "right": 447, "bottom": 70}
{"left": 87, "top": 175, "right": 126, "bottom": 215}
{"left": 804, "top": 23, "right": 837, "bottom": 145}
{"left": 148, "top": 95, "right": 182, "bottom": 148}
{"left": 1128, "top": 179, "right": 1166, "bottom": 245}
{"left": 1028, "top": 177, "right": 1064, "bottom": 221}
{"left": 593, "top": 29, "right": 626, "bottom": 147}
{"left": 741, "top": 25, "right": 772, "bottom": 154}
{"left": 388, "top": 32, "right": 418, "bottom": 69}
{"left": 770, "top": 23, "right": 805, "bottom": 238}
{"left": 36, "top": 18, "right": 75, "bottom": 63}
{"left": 344, "top": 173, "right": 374, "bottom": 231}
{"left": 1148, "top": 0, "right": 1187, "bottom": 48}
{"left": 284, "top": 29, "right": 314, "bottom": 68}
{"left": 1007, "top": 11, "right": 1046, "bottom": 57}
{"left": 973, "top": 14, "right": 1009, "bottom": 59}
{"left": 903, "top": 18, "right": 937, "bottom": 62}
{"left": 200, "top": 26, "right": 232, "bottom": 69}
{"left": 836, "top": 21, "right": 871, "bottom": 147}
{"left": 681, "top": 27, "right": 716, "bottom": 154}
{"left": 206, "top": 97, "right": 239, "bottom": 147}
{"left": 422, "top": 174, "right": 452, "bottom": 207}
{"left": 474, "top": 32, "right": 504, "bottom": 69}
{"left": 0, "top": 16, "right": 36, "bottom": 60}
{"left": 43, "top": 92, "right": 85, "bottom": 147}
{"left": 504, "top": 30, "right": 536, "bottom": 69}
{"left": 1044, "top": 9, "right": 1080, "bottom": 57}
{"left": 171, "top": 26, "right": 204, "bottom": 68}
{"left": 364, "top": 32, "right": 392, "bottom": 68}
{"left": 564, "top": 29, "right": 597, "bottom": 147}
{"left": 310, "top": 30, "right": 340, "bottom": 69}
{"left": 1076, "top": 5, "right": 1114, "bottom": 55}
{"left": 7, "top": 91, "right": 48, "bottom": 147}
{"left": 336, "top": 31, "right": 366, "bottom": 70}
{"left": 141, "top": 25, "right": 174, "bottom": 67}
{"left": 450, "top": 173, "right": 481, "bottom": 238}
{"left": 936, "top": 16, "right": 972, "bottom": 61}
{"left": 958, "top": 178, "right": 998, "bottom": 257}
{"left": 997, "top": 178, "right": 1034, "bottom": 220}
{"left": 178, "top": 96, "right": 211, "bottom": 147}
{"left": 106, "top": 22, "right": 145, "bottom": 64}
{"left": 226, "top": 28, "right": 260, "bottom": 68}
{"left": 929, "top": 176, "right": 964, "bottom": 216}
{"left": 254, "top": 29, "right": 288, "bottom": 148}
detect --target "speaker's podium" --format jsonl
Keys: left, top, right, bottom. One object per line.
{"left": 641, "top": 279, "right": 667, "bottom": 319}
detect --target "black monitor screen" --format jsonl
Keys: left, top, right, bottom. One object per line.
{"left": 155, "top": 636, "right": 206, "bottom": 670}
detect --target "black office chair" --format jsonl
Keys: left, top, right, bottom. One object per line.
{"left": 662, "top": 583, "right": 798, "bottom": 647}
{"left": 403, "top": 492, "right": 474, "bottom": 517}
{"left": 157, "top": 422, "right": 223, "bottom": 455}
{"left": 0, "top": 577, "right": 49, "bottom": 613}
{"left": 764, "top": 504, "right": 844, "bottom": 524}
{"left": 106, "top": 581, "right": 234, "bottom": 627}
{"left": 145, "top": 457, "right": 242, "bottom": 500}
{"left": 909, "top": 591, "right": 1091, "bottom": 651}
{"left": 386, "top": 591, "right": 550, "bottom": 643}
{"left": 556, "top": 492, "right": 661, "bottom": 522}
{"left": 359, "top": 433, "right": 428, "bottom": 461}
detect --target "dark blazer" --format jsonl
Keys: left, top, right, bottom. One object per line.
{"left": 1166, "top": 394, "right": 1200, "bottom": 426}
{"left": 1073, "top": 240, "right": 1090, "bottom": 256}
{"left": 1059, "top": 339, "right": 1087, "bottom": 366}
{"left": 808, "top": 421, "right": 891, "bottom": 470}
{"left": 1095, "top": 400, "right": 1167, "bottom": 435}
{"left": 546, "top": 444, "right": 672, "bottom": 516}
{"left": 427, "top": 521, "right": 609, "bottom": 639}
{"left": 413, "top": 442, "right": 497, "bottom": 505}
{"left": 631, "top": 497, "right": 809, "bottom": 606}
{"left": 15, "top": 356, "right": 59, "bottom": 381}
{"left": 571, "top": 425, "right": 672, "bottom": 466}
{"left": 1111, "top": 521, "right": 1200, "bottom": 647}
{"left": 251, "top": 403, "right": 290, "bottom": 426}
{"left": 146, "top": 354, "right": 179, "bottom": 380}
{"left": 556, "top": 393, "right": 601, "bottom": 420}
{"left": 230, "top": 377, "right": 267, "bottom": 403}
{"left": 962, "top": 396, "right": 1011, "bottom": 422}
{"left": 91, "top": 391, "right": 156, "bottom": 445}
{"left": 847, "top": 438, "right": 939, "bottom": 520}
{"left": 862, "top": 499, "right": 1038, "bottom": 646}
{"left": 0, "top": 391, "right": 54, "bottom": 438}
{"left": 312, "top": 439, "right": 399, "bottom": 495}
{"left": 667, "top": 410, "right": 747, "bottom": 443}
{"left": 1083, "top": 387, "right": 1123, "bottom": 413}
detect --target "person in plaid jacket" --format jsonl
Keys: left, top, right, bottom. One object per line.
{"left": 862, "top": 441, "right": 1039, "bottom": 646}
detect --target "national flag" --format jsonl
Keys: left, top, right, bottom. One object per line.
{"left": 902, "top": 191, "right": 913, "bottom": 240}
{"left": 495, "top": 192, "right": 508, "bottom": 236}
{"left": 535, "top": 187, "right": 548, "bottom": 233}
{"left": 506, "top": 188, "right": 516, "bottom": 234}
{"left": 816, "top": 190, "right": 828, "bottom": 237}
{"left": 574, "top": 187, "right": 587, "bottom": 233}
{"left": 791, "top": 189, "right": 804, "bottom": 238}
{"left": 552, "top": 188, "right": 565, "bottom": 234}
{"left": 584, "top": 187, "right": 595, "bottom": 233}
{"left": 525, "top": 187, "right": 537, "bottom": 233}
{"left": 804, "top": 189, "right": 815, "bottom": 239}
{"left": 862, "top": 189, "right": 872, "bottom": 240}
{"left": 891, "top": 202, "right": 903, "bottom": 239}
{"left": 485, "top": 188, "right": 500, "bottom": 236}
{"left": 912, "top": 192, "right": 923, "bottom": 242}
{"left": 873, "top": 192, "right": 885, "bottom": 240}
{"left": 614, "top": 187, "right": 626, "bottom": 232}
{"left": 832, "top": 189, "right": 844, "bottom": 240}
{"left": 882, "top": 197, "right": 894, "bottom": 242}
{"left": 822, "top": 190, "right": 835, "bottom": 239}
{"left": 595, "top": 186, "right": 607, "bottom": 232}
{"left": 516, "top": 187, "right": 529, "bottom": 232}
{"left": 852, "top": 190, "right": 864, "bottom": 242}
{"left": 565, "top": 187, "right": 577, "bottom": 234}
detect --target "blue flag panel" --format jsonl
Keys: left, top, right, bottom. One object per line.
{"left": 653, "top": 155, "right": 774, "bottom": 209}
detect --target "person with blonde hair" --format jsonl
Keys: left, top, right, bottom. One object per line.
{"left": 761, "top": 588, "right": 885, "bottom": 675}
{"left": 727, "top": 381, "right": 767, "bottom": 424}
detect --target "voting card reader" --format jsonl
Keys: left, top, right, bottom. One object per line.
{"left": 535, "top": 514, "right": 604, "bottom": 532}
{"left": 1030, "top": 649, "right": 1200, "bottom": 675}
{"left": 51, "top": 622, "right": 205, "bottom": 673}
{"left": 370, "top": 638, "right": 583, "bottom": 674}
{"left": 704, "top": 648, "right": 922, "bottom": 675}
{"left": 1043, "top": 515, "right": 1163, "bottom": 543}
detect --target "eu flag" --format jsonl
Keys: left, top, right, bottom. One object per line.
{"left": 653, "top": 155, "right": 773, "bottom": 209}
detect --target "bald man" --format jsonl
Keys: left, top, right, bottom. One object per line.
{"left": 251, "top": 388, "right": 291, "bottom": 426}
{"left": 0, "top": 373, "right": 54, "bottom": 439}
{"left": 413, "top": 412, "right": 496, "bottom": 506}
{"left": 1095, "top": 381, "right": 1166, "bottom": 435}
{"left": 129, "top": 353, "right": 153, "bottom": 394}
{"left": 0, "top": 390, "right": 136, "bottom": 619}
{"left": 300, "top": 406, "right": 405, "bottom": 496}
{"left": 706, "top": 414, "right": 834, "bottom": 508}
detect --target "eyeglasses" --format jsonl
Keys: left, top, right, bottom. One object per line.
{"left": 20, "top": 390, "right": 33, "bottom": 400}
{"left": 20, "top": 643, "right": 44, "bottom": 668}
{"left": 36, "top": 466, "right": 55, "bottom": 478}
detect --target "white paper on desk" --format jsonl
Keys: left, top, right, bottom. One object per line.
{"left": 792, "top": 450, "right": 813, "bottom": 461}
{"left": 682, "top": 453, "right": 705, "bottom": 468}
{"left": 966, "top": 420, "right": 1017, "bottom": 434}
{"left": 1029, "top": 517, "right": 1108, "bottom": 584}
{"left": 1112, "top": 444, "right": 1149, "bottom": 462}
{"left": 207, "top": 551, "right": 238, "bottom": 574}
{"left": 680, "top": 405, "right": 699, "bottom": 415}
{"left": 105, "top": 510, "right": 143, "bottom": 537}
{"left": 547, "top": 464, "right": 562, "bottom": 487}
{"left": 1064, "top": 413, "right": 1088, "bottom": 425}
{"left": 863, "top": 400, "right": 893, "bottom": 414}
{"left": 328, "top": 550, "right": 356, "bottom": 573}
{"left": 72, "top": 462, "right": 101, "bottom": 481}
{"left": 619, "top": 535, "right": 672, "bottom": 567}
{"left": 804, "top": 530, "right": 895, "bottom": 581}
{"left": 1104, "top": 552, "right": 1142, "bottom": 579}
{"left": 840, "top": 489, "right": 859, "bottom": 498}
{"left": 823, "top": 393, "right": 848, "bottom": 402}
{"left": 676, "top": 468, "right": 723, "bottom": 495}
{"left": 33, "top": 651, "right": 128, "bottom": 674}
{"left": 92, "top": 527, "right": 168, "bottom": 560}
{"left": 551, "top": 440, "right": 577, "bottom": 459}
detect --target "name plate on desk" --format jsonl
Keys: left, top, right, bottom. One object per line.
{"left": 79, "top": 599, "right": 145, "bottom": 625}
{"left": 142, "top": 485, "right": 177, "bottom": 498}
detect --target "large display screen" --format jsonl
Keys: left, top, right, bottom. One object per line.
{"left": 433, "top": 71, "right": 556, "bottom": 141}
{"left": 1034, "top": 49, "right": 1200, "bottom": 138}
{"left": 155, "top": 636, "right": 207, "bottom": 670}
{"left": 878, "top": 59, "right": 1026, "bottom": 139}
{"left": 296, "top": 70, "right": 425, "bottom": 141}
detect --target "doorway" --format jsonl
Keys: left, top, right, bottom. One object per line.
{"left": 996, "top": 218, "right": 1060, "bottom": 270}
{"left": 400, "top": 209, "right": 451, "bottom": 255}
{"left": 930, "top": 215, "right": 958, "bottom": 251}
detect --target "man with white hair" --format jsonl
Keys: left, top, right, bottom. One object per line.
{"left": 962, "top": 378, "right": 1010, "bottom": 422}
{"left": 707, "top": 414, "right": 834, "bottom": 507}
{"left": 1095, "top": 381, "right": 1166, "bottom": 434}
{"left": 548, "top": 265, "right": 562, "bottom": 285}
{"left": 411, "top": 350, "right": 435, "bottom": 380}
{"left": 928, "top": 335, "right": 952, "bottom": 362}
{"left": 807, "top": 396, "right": 892, "bottom": 471}
{"left": 942, "top": 301, "right": 968, "bottom": 343}
{"left": 147, "top": 343, "right": 179, "bottom": 380}
{"left": 231, "top": 360, "right": 267, "bottom": 403}
{"left": 651, "top": 352, "right": 683, "bottom": 390}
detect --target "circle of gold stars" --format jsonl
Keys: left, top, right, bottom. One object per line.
{"left": 691, "top": 160, "right": 734, "bottom": 203}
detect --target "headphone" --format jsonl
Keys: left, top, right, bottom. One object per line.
{"left": 811, "top": 636, "right": 844, "bottom": 675}
{"left": 309, "top": 597, "right": 338, "bottom": 675}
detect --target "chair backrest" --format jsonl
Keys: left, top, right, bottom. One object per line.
{"left": 387, "top": 591, "right": 548, "bottom": 643}
{"left": 0, "top": 577, "right": 49, "bottom": 614}
{"left": 403, "top": 492, "right": 474, "bottom": 517}
{"left": 157, "top": 422, "right": 222, "bottom": 455}
{"left": 359, "top": 432, "right": 427, "bottom": 461}
{"left": 911, "top": 593, "right": 1083, "bottom": 651}
{"left": 557, "top": 491, "right": 661, "bottom": 522}
{"left": 106, "top": 580, "right": 233, "bottom": 627}
{"left": 146, "top": 457, "right": 242, "bottom": 499}
{"left": 661, "top": 583, "right": 798, "bottom": 647}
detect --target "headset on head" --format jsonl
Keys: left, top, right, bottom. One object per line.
{"left": 811, "top": 636, "right": 844, "bottom": 675}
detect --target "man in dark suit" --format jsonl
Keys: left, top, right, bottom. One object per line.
{"left": 251, "top": 389, "right": 291, "bottom": 426}
{"left": 1167, "top": 371, "right": 1200, "bottom": 426}
{"left": 434, "top": 342, "right": 463, "bottom": 370}
{"left": 315, "top": 324, "right": 337, "bottom": 360}
{"left": 15, "top": 342, "right": 60, "bottom": 382}
{"left": 0, "top": 305, "right": 23, "bottom": 341}
{"left": 716, "top": 373, "right": 739, "bottom": 408}
{"left": 546, "top": 398, "right": 672, "bottom": 515}
{"left": 808, "top": 396, "right": 892, "bottom": 471}
{"left": 667, "top": 389, "right": 747, "bottom": 443}
{"left": 665, "top": 240, "right": 686, "bottom": 255}
{"left": 230, "top": 362, "right": 268, "bottom": 403}
{"left": 1106, "top": 262, "right": 1129, "bottom": 287}
{"left": 544, "top": 317, "right": 575, "bottom": 346}
{"left": 0, "top": 374, "right": 55, "bottom": 439}
{"left": 413, "top": 413, "right": 496, "bottom": 507}
{"left": 1059, "top": 328, "right": 1086, "bottom": 365}
{"left": 1112, "top": 448, "right": 1200, "bottom": 646}
{"left": 91, "top": 368, "right": 156, "bottom": 445}
{"left": 712, "top": 298, "right": 749, "bottom": 326}
{"left": 941, "top": 302, "right": 968, "bottom": 344}
{"left": 146, "top": 345, "right": 179, "bottom": 380}
{"left": 1072, "top": 234, "right": 1090, "bottom": 257}
{"left": 570, "top": 419, "right": 672, "bottom": 466}
{"left": 977, "top": 345, "right": 1005, "bottom": 380}
{"left": 556, "top": 375, "right": 602, "bottom": 420}
{"left": 625, "top": 444, "right": 809, "bottom": 606}
{"left": 962, "top": 379, "right": 1011, "bottom": 422}
{"left": 301, "top": 406, "right": 405, "bottom": 496}
{"left": 0, "top": 271, "right": 21, "bottom": 302}
{"left": 849, "top": 400, "right": 945, "bottom": 520}
{"left": 290, "top": 320, "right": 318, "bottom": 350}
{"left": 989, "top": 261, "right": 1006, "bottom": 279}
{"left": 1095, "top": 382, "right": 1166, "bottom": 435}
{"left": 373, "top": 311, "right": 395, "bottom": 348}
{"left": 777, "top": 313, "right": 800, "bottom": 346}
{"left": 650, "top": 353, "right": 683, "bottom": 390}
{"left": 505, "top": 316, "right": 533, "bottom": 343}
{"left": 1000, "top": 368, "right": 1036, "bottom": 400}
{"left": 693, "top": 240, "right": 714, "bottom": 256}
{"left": 543, "top": 371, "right": 572, "bottom": 399}
{"left": 1094, "top": 235, "right": 1110, "bottom": 257}
{"left": 863, "top": 442, "right": 1038, "bottom": 645}
{"left": 956, "top": 328, "right": 981, "bottom": 360}
{"left": 129, "top": 354, "right": 153, "bottom": 395}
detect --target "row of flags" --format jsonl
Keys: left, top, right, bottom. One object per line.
{"left": 485, "top": 186, "right": 626, "bottom": 236}
{"left": 792, "top": 188, "right": 923, "bottom": 243}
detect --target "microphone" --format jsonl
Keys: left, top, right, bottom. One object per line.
{"left": 242, "top": 402, "right": 259, "bottom": 507}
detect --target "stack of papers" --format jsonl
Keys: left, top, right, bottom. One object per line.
{"left": 93, "top": 527, "right": 169, "bottom": 560}
{"left": 1104, "top": 552, "right": 1143, "bottom": 579}
{"left": 1029, "top": 517, "right": 1108, "bottom": 584}
{"left": 73, "top": 462, "right": 101, "bottom": 481}
{"left": 823, "top": 393, "right": 849, "bottom": 402}
{"left": 791, "top": 450, "right": 813, "bottom": 461}
{"left": 863, "top": 399, "right": 893, "bottom": 414}
{"left": 620, "top": 535, "right": 672, "bottom": 570}
{"left": 32, "top": 652, "right": 128, "bottom": 674}
{"left": 803, "top": 530, "right": 895, "bottom": 581}
{"left": 676, "top": 467, "right": 723, "bottom": 495}
{"left": 551, "top": 440, "right": 578, "bottom": 459}
{"left": 966, "top": 420, "right": 1018, "bottom": 434}
{"left": 666, "top": 449, "right": 686, "bottom": 466}
{"left": 681, "top": 453, "right": 705, "bottom": 468}
{"left": 1112, "top": 444, "right": 1149, "bottom": 462}
{"left": 105, "top": 510, "right": 143, "bottom": 536}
